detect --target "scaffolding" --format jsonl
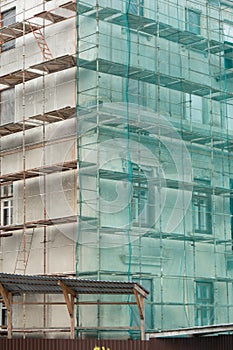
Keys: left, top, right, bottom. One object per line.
{"left": 0, "top": 0, "right": 233, "bottom": 340}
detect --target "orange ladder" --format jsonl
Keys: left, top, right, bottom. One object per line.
{"left": 14, "top": 228, "right": 35, "bottom": 274}
{"left": 28, "top": 22, "right": 53, "bottom": 60}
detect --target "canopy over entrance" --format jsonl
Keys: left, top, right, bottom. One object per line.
{"left": 0, "top": 273, "right": 149, "bottom": 339}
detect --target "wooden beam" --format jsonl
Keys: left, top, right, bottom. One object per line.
{"left": 133, "top": 289, "right": 145, "bottom": 341}
{"left": 7, "top": 293, "right": 12, "bottom": 339}
{"left": 133, "top": 289, "right": 144, "bottom": 320}
{"left": 70, "top": 294, "right": 75, "bottom": 339}
{"left": 134, "top": 283, "right": 148, "bottom": 298}
{"left": 0, "top": 282, "right": 10, "bottom": 310}
{"left": 0, "top": 284, "right": 12, "bottom": 339}
{"left": 140, "top": 295, "right": 145, "bottom": 341}
{"left": 57, "top": 280, "right": 75, "bottom": 316}
{"left": 57, "top": 280, "right": 75, "bottom": 339}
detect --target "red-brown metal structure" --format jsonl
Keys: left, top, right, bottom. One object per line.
{"left": 1, "top": 337, "right": 233, "bottom": 350}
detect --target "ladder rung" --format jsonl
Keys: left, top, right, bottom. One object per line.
{"left": 30, "top": 26, "right": 53, "bottom": 60}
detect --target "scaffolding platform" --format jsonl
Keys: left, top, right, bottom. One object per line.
{"left": 35, "top": 1, "right": 94, "bottom": 23}
{"left": 0, "top": 160, "right": 77, "bottom": 183}
{"left": 81, "top": 164, "right": 231, "bottom": 195}
{"left": 51, "top": 1, "right": 226, "bottom": 55}
{"left": 216, "top": 68, "right": 233, "bottom": 81}
{"left": 0, "top": 54, "right": 76, "bottom": 89}
{"left": 0, "top": 22, "right": 37, "bottom": 44}
{"left": 0, "top": 1, "right": 225, "bottom": 58}
{"left": 76, "top": 3, "right": 225, "bottom": 55}
{"left": 0, "top": 107, "right": 75, "bottom": 136}
{"left": 79, "top": 57, "right": 233, "bottom": 100}
{"left": 32, "top": 54, "right": 76, "bottom": 74}
{"left": 0, "top": 215, "right": 77, "bottom": 236}
{"left": 0, "top": 69, "right": 42, "bottom": 88}
{"left": 61, "top": 1, "right": 94, "bottom": 15}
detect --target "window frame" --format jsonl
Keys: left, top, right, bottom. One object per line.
{"left": 124, "top": 79, "right": 147, "bottom": 107}
{"left": 207, "top": 0, "right": 220, "bottom": 5}
{"left": 1, "top": 7, "right": 16, "bottom": 52}
{"left": 0, "top": 303, "right": 7, "bottom": 329}
{"left": 230, "top": 179, "right": 233, "bottom": 249}
{"left": 224, "top": 43, "right": 233, "bottom": 70}
{"left": 131, "top": 164, "right": 153, "bottom": 227}
{"left": 128, "top": 0, "right": 144, "bottom": 16}
{"left": 192, "top": 180, "right": 212, "bottom": 235}
{"left": 223, "top": 22, "right": 233, "bottom": 69}
{"left": 1, "top": 183, "right": 13, "bottom": 226}
{"left": 0, "top": 88, "right": 15, "bottom": 126}
{"left": 185, "top": 93, "right": 203, "bottom": 124}
{"left": 186, "top": 8, "right": 201, "bottom": 35}
{"left": 132, "top": 181, "right": 148, "bottom": 224}
{"left": 195, "top": 281, "right": 214, "bottom": 326}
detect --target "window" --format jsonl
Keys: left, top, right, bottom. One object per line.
{"left": 125, "top": 79, "right": 146, "bottom": 107}
{"left": 0, "top": 303, "right": 7, "bottom": 329}
{"left": 223, "top": 23, "right": 233, "bottom": 69}
{"left": 224, "top": 44, "right": 233, "bottom": 70}
{"left": 186, "top": 8, "right": 201, "bottom": 35}
{"left": 131, "top": 164, "right": 151, "bottom": 226}
{"left": 192, "top": 180, "right": 212, "bottom": 234}
{"left": 1, "top": 183, "right": 13, "bottom": 226}
{"left": 128, "top": 0, "right": 144, "bottom": 16}
{"left": 185, "top": 94, "right": 203, "bottom": 123}
{"left": 1, "top": 7, "right": 16, "bottom": 52}
{"left": 132, "top": 181, "right": 148, "bottom": 225}
{"left": 0, "top": 88, "right": 15, "bottom": 125}
{"left": 207, "top": 0, "right": 219, "bottom": 5}
{"left": 196, "top": 281, "right": 214, "bottom": 326}
{"left": 230, "top": 179, "right": 233, "bottom": 249}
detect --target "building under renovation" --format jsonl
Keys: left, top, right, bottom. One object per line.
{"left": 1, "top": 0, "right": 233, "bottom": 339}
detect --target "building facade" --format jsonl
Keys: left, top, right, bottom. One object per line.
{"left": 0, "top": 0, "right": 233, "bottom": 338}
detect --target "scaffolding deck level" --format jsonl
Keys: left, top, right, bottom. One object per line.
{"left": 0, "top": 52, "right": 231, "bottom": 100}
{"left": 0, "top": 106, "right": 75, "bottom": 137}
{"left": 39, "top": 1, "right": 228, "bottom": 55}
{"left": 0, "top": 22, "right": 37, "bottom": 43}
{"left": 0, "top": 54, "right": 76, "bottom": 89}
{"left": 0, "top": 215, "right": 77, "bottom": 237}
{"left": 87, "top": 113, "right": 233, "bottom": 150}
{"left": 0, "top": 160, "right": 77, "bottom": 183}
{"left": 78, "top": 58, "right": 233, "bottom": 101}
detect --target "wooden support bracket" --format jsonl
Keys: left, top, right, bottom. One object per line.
{"left": 0, "top": 282, "right": 12, "bottom": 338}
{"left": 133, "top": 289, "right": 145, "bottom": 340}
{"left": 133, "top": 289, "right": 144, "bottom": 320}
{"left": 0, "top": 282, "right": 10, "bottom": 310}
{"left": 58, "top": 280, "right": 75, "bottom": 339}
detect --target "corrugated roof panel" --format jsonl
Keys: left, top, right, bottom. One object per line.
{"left": 0, "top": 273, "right": 149, "bottom": 297}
